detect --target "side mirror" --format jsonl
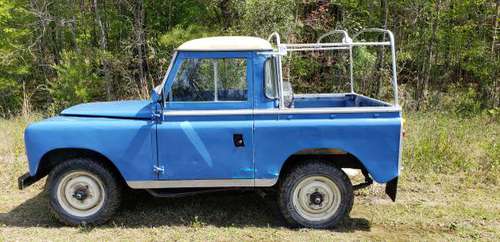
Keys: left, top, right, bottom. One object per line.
{"left": 151, "top": 85, "right": 163, "bottom": 103}
{"left": 151, "top": 86, "right": 164, "bottom": 123}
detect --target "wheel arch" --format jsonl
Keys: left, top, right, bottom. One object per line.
{"left": 276, "top": 148, "right": 370, "bottom": 184}
{"left": 36, "top": 148, "right": 126, "bottom": 185}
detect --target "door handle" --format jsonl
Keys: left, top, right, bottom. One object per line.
{"left": 233, "top": 134, "right": 244, "bottom": 147}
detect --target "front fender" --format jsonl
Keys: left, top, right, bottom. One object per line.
{"left": 24, "top": 116, "right": 156, "bottom": 181}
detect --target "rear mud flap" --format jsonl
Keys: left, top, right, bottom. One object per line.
{"left": 385, "top": 177, "right": 398, "bottom": 201}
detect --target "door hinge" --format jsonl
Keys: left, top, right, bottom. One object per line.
{"left": 152, "top": 112, "right": 162, "bottom": 124}
{"left": 153, "top": 165, "right": 165, "bottom": 174}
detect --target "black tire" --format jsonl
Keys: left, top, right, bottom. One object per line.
{"left": 46, "top": 158, "right": 122, "bottom": 226}
{"left": 278, "top": 160, "right": 353, "bottom": 229}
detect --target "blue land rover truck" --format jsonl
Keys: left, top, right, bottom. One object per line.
{"left": 18, "top": 29, "right": 403, "bottom": 228}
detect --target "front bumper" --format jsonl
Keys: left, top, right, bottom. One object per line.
{"left": 18, "top": 172, "right": 42, "bottom": 190}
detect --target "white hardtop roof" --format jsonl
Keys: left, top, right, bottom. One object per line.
{"left": 177, "top": 36, "right": 273, "bottom": 51}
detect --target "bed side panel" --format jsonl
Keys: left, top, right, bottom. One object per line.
{"left": 254, "top": 112, "right": 402, "bottom": 183}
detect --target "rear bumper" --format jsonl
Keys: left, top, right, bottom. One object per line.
{"left": 385, "top": 177, "right": 398, "bottom": 201}
{"left": 18, "top": 172, "right": 42, "bottom": 190}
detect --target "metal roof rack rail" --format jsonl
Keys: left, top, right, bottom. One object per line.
{"left": 265, "top": 28, "right": 399, "bottom": 106}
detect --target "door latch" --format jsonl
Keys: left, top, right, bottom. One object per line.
{"left": 233, "top": 134, "right": 245, "bottom": 147}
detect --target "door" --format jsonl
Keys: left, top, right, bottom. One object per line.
{"left": 156, "top": 51, "right": 254, "bottom": 182}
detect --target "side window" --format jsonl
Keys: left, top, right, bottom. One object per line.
{"left": 217, "top": 58, "right": 247, "bottom": 101}
{"left": 264, "top": 58, "right": 278, "bottom": 99}
{"left": 171, "top": 59, "right": 214, "bottom": 101}
{"left": 170, "top": 58, "right": 247, "bottom": 102}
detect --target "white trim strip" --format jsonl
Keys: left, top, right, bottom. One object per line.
{"left": 255, "top": 179, "right": 278, "bottom": 186}
{"left": 127, "top": 178, "right": 277, "bottom": 189}
{"left": 257, "top": 106, "right": 401, "bottom": 114}
{"left": 165, "top": 109, "right": 253, "bottom": 116}
{"left": 163, "top": 106, "right": 401, "bottom": 116}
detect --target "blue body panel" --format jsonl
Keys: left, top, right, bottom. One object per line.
{"left": 254, "top": 113, "right": 401, "bottom": 183}
{"left": 25, "top": 116, "right": 156, "bottom": 181}
{"left": 24, "top": 50, "right": 402, "bottom": 186}
{"left": 157, "top": 115, "right": 254, "bottom": 180}
{"left": 157, "top": 51, "right": 255, "bottom": 180}
{"left": 61, "top": 100, "right": 152, "bottom": 119}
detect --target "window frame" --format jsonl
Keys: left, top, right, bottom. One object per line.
{"left": 163, "top": 51, "right": 253, "bottom": 110}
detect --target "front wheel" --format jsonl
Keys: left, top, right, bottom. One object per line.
{"left": 278, "top": 161, "right": 353, "bottom": 228}
{"left": 46, "top": 158, "right": 122, "bottom": 226}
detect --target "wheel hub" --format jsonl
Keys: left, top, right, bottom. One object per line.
{"left": 310, "top": 192, "right": 324, "bottom": 206}
{"left": 72, "top": 187, "right": 89, "bottom": 201}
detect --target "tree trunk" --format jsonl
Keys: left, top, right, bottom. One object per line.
{"left": 492, "top": 0, "right": 499, "bottom": 53}
{"left": 93, "top": 0, "right": 112, "bottom": 100}
{"left": 69, "top": 15, "right": 79, "bottom": 52}
{"left": 28, "top": 0, "right": 58, "bottom": 79}
{"left": 69, "top": 0, "right": 79, "bottom": 53}
{"left": 134, "top": 0, "right": 149, "bottom": 97}
{"left": 492, "top": 0, "right": 499, "bottom": 107}
{"left": 374, "top": 0, "right": 388, "bottom": 98}
{"left": 218, "top": 0, "right": 231, "bottom": 30}
{"left": 422, "top": 0, "right": 441, "bottom": 104}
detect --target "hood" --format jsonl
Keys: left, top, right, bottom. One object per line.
{"left": 61, "top": 100, "right": 153, "bottom": 119}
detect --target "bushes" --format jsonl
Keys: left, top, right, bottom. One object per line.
{"left": 0, "top": 77, "right": 21, "bottom": 117}
{"left": 403, "top": 111, "right": 499, "bottom": 183}
{"left": 0, "top": 0, "right": 498, "bottom": 117}
{"left": 49, "top": 51, "right": 104, "bottom": 113}
{"left": 240, "top": 0, "right": 297, "bottom": 37}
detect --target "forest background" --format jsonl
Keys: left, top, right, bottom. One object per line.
{"left": 0, "top": 0, "right": 498, "bottom": 117}
{"left": 0, "top": 1, "right": 499, "bottom": 240}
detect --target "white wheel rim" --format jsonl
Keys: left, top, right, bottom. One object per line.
{"left": 56, "top": 171, "right": 105, "bottom": 217}
{"left": 292, "top": 175, "right": 342, "bottom": 222}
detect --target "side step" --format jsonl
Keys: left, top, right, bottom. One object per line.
{"left": 146, "top": 187, "right": 247, "bottom": 198}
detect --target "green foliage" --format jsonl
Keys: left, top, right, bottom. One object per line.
{"left": 159, "top": 25, "right": 218, "bottom": 50}
{"left": 240, "top": 0, "right": 297, "bottom": 38}
{"left": 0, "top": 0, "right": 32, "bottom": 117}
{"left": 417, "top": 86, "right": 485, "bottom": 117}
{"left": 286, "top": 56, "right": 321, "bottom": 93}
{"left": 0, "top": 0, "right": 497, "bottom": 116}
{"left": 448, "top": 87, "right": 482, "bottom": 118}
{"left": 0, "top": 77, "right": 21, "bottom": 115}
{"left": 49, "top": 51, "right": 103, "bottom": 112}
{"left": 352, "top": 46, "right": 378, "bottom": 95}
{"left": 404, "top": 111, "right": 499, "bottom": 184}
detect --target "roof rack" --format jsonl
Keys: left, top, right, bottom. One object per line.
{"left": 266, "top": 29, "right": 399, "bottom": 108}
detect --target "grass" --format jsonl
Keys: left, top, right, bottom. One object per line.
{"left": 0, "top": 112, "right": 499, "bottom": 241}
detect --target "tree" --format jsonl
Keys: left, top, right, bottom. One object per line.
{"left": 0, "top": 0, "right": 498, "bottom": 116}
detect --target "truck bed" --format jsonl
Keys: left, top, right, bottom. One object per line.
{"left": 292, "top": 93, "right": 391, "bottom": 109}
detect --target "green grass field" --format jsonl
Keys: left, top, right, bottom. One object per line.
{"left": 0, "top": 112, "right": 498, "bottom": 241}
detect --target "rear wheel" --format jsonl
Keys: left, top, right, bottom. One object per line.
{"left": 46, "top": 158, "right": 122, "bottom": 226}
{"left": 278, "top": 161, "right": 353, "bottom": 228}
